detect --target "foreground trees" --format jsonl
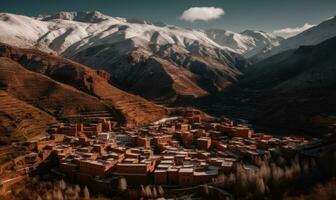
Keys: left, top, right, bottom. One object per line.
{"left": 9, "top": 178, "right": 98, "bottom": 200}
{"left": 6, "top": 152, "right": 336, "bottom": 199}
{"left": 212, "top": 152, "right": 336, "bottom": 200}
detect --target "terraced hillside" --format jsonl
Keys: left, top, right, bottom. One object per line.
{"left": 0, "top": 57, "right": 115, "bottom": 118}
{"left": 0, "top": 43, "right": 168, "bottom": 126}
{"left": 0, "top": 90, "right": 56, "bottom": 143}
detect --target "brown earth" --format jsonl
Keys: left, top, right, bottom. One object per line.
{"left": 0, "top": 43, "right": 168, "bottom": 138}
{"left": 0, "top": 90, "right": 56, "bottom": 143}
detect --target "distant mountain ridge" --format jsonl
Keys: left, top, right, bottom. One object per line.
{"left": 253, "top": 16, "right": 336, "bottom": 61}
{"left": 39, "top": 11, "right": 109, "bottom": 23}
{"left": 224, "top": 36, "right": 336, "bottom": 134}
{"left": 205, "top": 29, "right": 283, "bottom": 58}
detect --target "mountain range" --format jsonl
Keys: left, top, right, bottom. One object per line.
{"left": 0, "top": 11, "right": 253, "bottom": 102}
{"left": 245, "top": 35, "right": 336, "bottom": 133}
{"left": 192, "top": 35, "right": 336, "bottom": 134}
{"left": 0, "top": 11, "right": 336, "bottom": 136}
{"left": 205, "top": 29, "right": 283, "bottom": 58}
{"left": 252, "top": 16, "right": 336, "bottom": 61}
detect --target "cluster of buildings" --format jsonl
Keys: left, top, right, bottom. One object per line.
{"left": 23, "top": 108, "right": 309, "bottom": 188}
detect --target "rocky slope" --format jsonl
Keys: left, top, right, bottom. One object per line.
{"left": 70, "top": 38, "right": 248, "bottom": 102}
{"left": 0, "top": 11, "right": 250, "bottom": 102}
{"left": 0, "top": 43, "right": 168, "bottom": 128}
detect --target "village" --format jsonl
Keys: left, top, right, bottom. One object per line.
{"left": 0, "top": 107, "right": 315, "bottom": 197}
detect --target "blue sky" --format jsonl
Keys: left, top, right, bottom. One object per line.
{"left": 0, "top": 0, "right": 335, "bottom": 35}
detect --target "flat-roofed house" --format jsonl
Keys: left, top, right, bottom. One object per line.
{"left": 197, "top": 137, "right": 212, "bottom": 150}
{"left": 178, "top": 168, "right": 194, "bottom": 186}
{"left": 79, "top": 159, "right": 116, "bottom": 177}
{"left": 154, "top": 169, "right": 167, "bottom": 185}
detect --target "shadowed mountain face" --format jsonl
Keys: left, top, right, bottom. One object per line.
{"left": 188, "top": 36, "right": 336, "bottom": 135}
{"left": 70, "top": 39, "right": 249, "bottom": 102}
{"left": 0, "top": 43, "right": 168, "bottom": 131}
{"left": 205, "top": 36, "right": 336, "bottom": 134}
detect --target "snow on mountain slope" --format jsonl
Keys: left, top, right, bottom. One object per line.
{"left": 0, "top": 13, "right": 49, "bottom": 47}
{"left": 0, "top": 11, "right": 250, "bottom": 102}
{"left": 1, "top": 11, "right": 280, "bottom": 59}
{"left": 205, "top": 29, "right": 283, "bottom": 58}
{"left": 0, "top": 11, "right": 235, "bottom": 55}
{"left": 253, "top": 16, "right": 336, "bottom": 61}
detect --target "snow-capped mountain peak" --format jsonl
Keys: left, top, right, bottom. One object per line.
{"left": 205, "top": 28, "right": 283, "bottom": 58}
{"left": 0, "top": 11, "right": 240, "bottom": 56}
{"left": 241, "top": 29, "right": 281, "bottom": 41}
{"left": 41, "top": 10, "right": 109, "bottom": 23}
{"left": 0, "top": 11, "right": 288, "bottom": 59}
{"left": 253, "top": 16, "right": 336, "bottom": 61}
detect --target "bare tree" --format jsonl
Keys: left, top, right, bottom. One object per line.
{"left": 83, "top": 186, "right": 90, "bottom": 199}
{"left": 118, "top": 177, "right": 127, "bottom": 192}
{"left": 59, "top": 179, "right": 66, "bottom": 190}
{"left": 145, "top": 185, "right": 152, "bottom": 198}
{"left": 203, "top": 184, "right": 209, "bottom": 196}
{"left": 44, "top": 191, "right": 52, "bottom": 200}
{"left": 152, "top": 186, "right": 158, "bottom": 198}
{"left": 256, "top": 177, "right": 266, "bottom": 194}
{"left": 140, "top": 185, "right": 145, "bottom": 197}
{"left": 158, "top": 185, "right": 164, "bottom": 197}
{"left": 53, "top": 189, "right": 64, "bottom": 200}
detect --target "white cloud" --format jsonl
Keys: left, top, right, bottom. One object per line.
{"left": 273, "top": 23, "right": 316, "bottom": 38}
{"left": 180, "top": 7, "right": 225, "bottom": 22}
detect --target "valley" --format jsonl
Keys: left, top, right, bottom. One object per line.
{"left": 0, "top": 7, "right": 335, "bottom": 200}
